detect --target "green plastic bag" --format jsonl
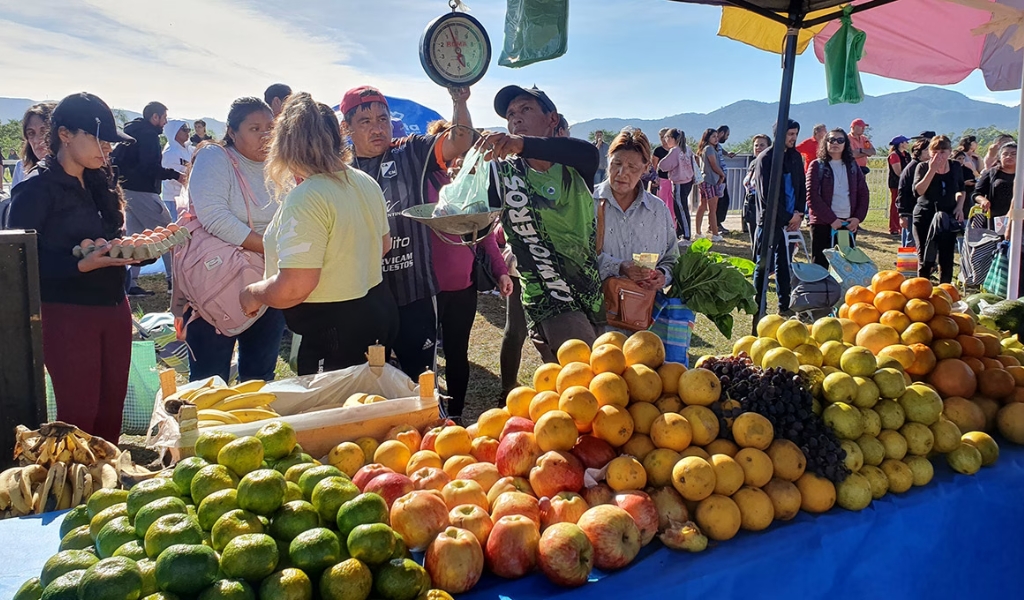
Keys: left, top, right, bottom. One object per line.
{"left": 499, "top": 0, "right": 569, "bottom": 68}
{"left": 823, "top": 5, "right": 866, "bottom": 105}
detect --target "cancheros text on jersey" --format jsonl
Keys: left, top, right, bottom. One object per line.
{"left": 501, "top": 171, "right": 573, "bottom": 303}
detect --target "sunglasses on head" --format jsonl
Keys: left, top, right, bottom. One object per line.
{"left": 827, "top": 137, "right": 847, "bottom": 144}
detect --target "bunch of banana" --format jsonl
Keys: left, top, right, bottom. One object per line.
{"left": 169, "top": 379, "right": 280, "bottom": 428}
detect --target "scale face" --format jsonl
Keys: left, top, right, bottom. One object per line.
{"left": 420, "top": 11, "right": 491, "bottom": 88}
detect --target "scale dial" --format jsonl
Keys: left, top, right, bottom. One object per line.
{"left": 420, "top": 12, "right": 491, "bottom": 88}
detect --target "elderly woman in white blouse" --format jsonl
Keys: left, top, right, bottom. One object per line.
{"left": 593, "top": 128, "right": 680, "bottom": 296}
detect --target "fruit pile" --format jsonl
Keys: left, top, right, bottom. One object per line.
{"left": 166, "top": 378, "right": 281, "bottom": 428}
{"left": 72, "top": 224, "right": 189, "bottom": 260}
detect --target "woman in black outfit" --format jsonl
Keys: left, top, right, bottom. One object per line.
{"left": 973, "top": 142, "right": 1016, "bottom": 219}
{"left": 909, "top": 136, "right": 965, "bottom": 283}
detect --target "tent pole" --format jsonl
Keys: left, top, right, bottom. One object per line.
{"left": 1006, "top": 61, "right": 1024, "bottom": 301}
{"left": 752, "top": 15, "right": 802, "bottom": 334}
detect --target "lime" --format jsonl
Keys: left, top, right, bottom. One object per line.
{"left": 137, "top": 558, "right": 158, "bottom": 596}
{"left": 218, "top": 437, "right": 265, "bottom": 478}
{"left": 144, "top": 513, "right": 203, "bottom": 559}
{"left": 135, "top": 496, "right": 189, "bottom": 538}
{"left": 112, "top": 540, "right": 148, "bottom": 561}
{"left": 59, "top": 524, "right": 94, "bottom": 551}
{"left": 77, "top": 556, "right": 144, "bottom": 600}
{"left": 319, "top": 558, "right": 372, "bottom": 600}
{"left": 390, "top": 531, "right": 409, "bottom": 560}
{"left": 269, "top": 500, "right": 321, "bottom": 542}
{"left": 197, "top": 579, "right": 256, "bottom": 600}
{"left": 127, "top": 478, "right": 181, "bottom": 521}
{"left": 40, "top": 549, "right": 98, "bottom": 588}
{"left": 96, "top": 516, "right": 137, "bottom": 558}
{"left": 171, "top": 456, "right": 210, "bottom": 497}
{"left": 86, "top": 488, "right": 129, "bottom": 519}
{"left": 311, "top": 477, "right": 359, "bottom": 523}
{"left": 237, "top": 469, "right": 287, "bottom": 515}
{"left": 39, "top": 569, "right": 85, "bottom": 600}
{"left": 297, "top": 466, "right": 344, "bottom": 500}
{"left": 284, "top": 482, "right": 304, "bottom": 503}
{"left": 191, "top": 465, "right": 239, "bottom": 505}
{"left": 255, "top": 421, "right": 298, "bottom": 461}
{"left": 211, "top": 509, "right": 264, "bottom": 552}
{"left": 59, "top": 505, "right": 90, "bottom": 537}
{"left": 347, "top": 523, "right": 396, "bottom": 566}
{"left": 336, "top": 493, "right": 389, "bottom": 539}
{"left": 220, "top": 533, "right": 279, "bottom": 582}
{"left": 274, "top": 451, "right": 314, "bottom": 476}
{"left": 195, "top": 430, "right": 237, "bottom": 463}
{"left": 288, "top": 527, "right": 342, "bottom": 575}
{"left": 12, "top": 577, "right": 42, "bottom": 600}
{"left": 141, "top": 593, "right": 179, "bottom": 600}
{"left": 196, "top": 488, "right": 239, "bottom": 531}
{"left": 374, "top": 558, "right": 430, "bottom": 600}
{"left": 154, "top": 543, "right": 219, "bottom": 595}
{"left": 283, "top": 462, "right": 319, "bottom": 484}
{"left": 89, "top": 503, "right": 128, "bottom": 539}
{"left": 259, "top": 567, "right": 312, "bottom": 600}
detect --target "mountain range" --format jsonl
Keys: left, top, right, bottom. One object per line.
{"left": 0, "top": 97, "right": 226, "bottom": 136}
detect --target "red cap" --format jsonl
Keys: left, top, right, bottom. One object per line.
{"left": 340, "top": 86, "right": 388, "bottom": 116}
{"left": 850, "top": 118, "right": 868, "bottom": 128}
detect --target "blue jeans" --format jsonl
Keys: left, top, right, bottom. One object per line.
{"left": 185, "top": 307, "right": 285, "bottom": 382}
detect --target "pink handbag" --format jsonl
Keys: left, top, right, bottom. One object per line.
{"left": 172, "top": 146, "right": 268, "bottom": 337}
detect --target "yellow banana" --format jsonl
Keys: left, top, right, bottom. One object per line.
{"left": 70, "top": 464, "right": 86, "bottom": 507}
{"left": 211, "top": 392, "right": 277, "bottom": 412}
{"left": 230, "top": 380, "right": 266, "bottom": 394}
{"left": 228, "top": 408, "right": 279, "bottom": 424}
{"left": 197, "top": 420, "right": 227, "bottom": 429}
{"left": 82, "top": 473, "right": 94, "bottom": 502}
{"left": 57, "top": 481, "right": 73, "bottom": 510}
{"left": 0, "top": 467, "right": 19, "bottom": 511}
{"left": 55, "top": 438, "right": 72, "bottom": 464}
{"left": 50, "top": 462, "right": 67, "bottom": 507}
{"left": 9, "top": 471, "right": 32, "bottom": 515}
{"left": 192, "top": 388, "right": 240, "bottom": 410}
{"left": 197, "top": 409, "right": 242, "bottom": 425}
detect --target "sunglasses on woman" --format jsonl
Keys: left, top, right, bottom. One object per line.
{"left": 827, "top": 137, "right": 847, "bottom": 145}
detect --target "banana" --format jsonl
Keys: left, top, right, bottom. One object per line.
{"left": 197, "top": 420, "right": 225, "bottom": 429}
{"left": 55, "top": 438, "right": 72, "bottom": 464}
{"left": 9, "top": 471, "right": 32, "bottom": 515}
{"left": 197, "top": 409, "right": 242, "bottom": 424}
{"left": 70, "top": 464, "right": 86, "bottom": 507}
{"left": 82, "top": 473, "right": 94, "bottom": 502}
{"left": 88, "top": 436, "right": 120, "bottom": 462}
{"left": 230, "top": 380, "right": 266, "bottom": 394}
{"left": 211, "top": 392, "right": 277, "bottom": 412}
{"left": 72, "top": 439, "right": 96, "bottom": 467}
{"left": 0, "top": 468, "right": 18, "bottom": 510}
{"left": 192, "top": 388, "right": 240, "bottom": 410}
{"left": 95, "top": 463, "right": 119, "bottom": 489}
{"left": 57, "top": 481, "right": 73, "bottom": 510}
{"left": 50, "top": 463, "right": 67, "bottom": 507}
{"left": 228, "top": 408, "right": 279, "bottom": 424}
{"left": 38, "top": 466, "right": 56, "bottom": 514}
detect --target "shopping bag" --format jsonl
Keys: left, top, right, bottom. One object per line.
{"left": 648, "top": 295, "right": 695, "bottom": 367}
{"left": 434, "top": 146, "right": 491, "bottom": 216}
{"left": 823, "top": 229, "right": 877, "bottom": 297}
{"left": 498, "top": 0, "right": 569, "bottom": 68}
{"left": 983, "top": 241, "right": 1010, "bottom": 299}
{"left": 959, "top": 207, "right": 1001, "bottom": 287}
{"left": 134, "top": 312, "right": 190, "bottom": 375}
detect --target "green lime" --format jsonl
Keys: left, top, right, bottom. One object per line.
{"left": 255, "top": 421, "right": 298, "bottom": 461}
{"left": 237, "top": 469, "right": 287, "bottom": 515}
{"left": 171, "top": 456, "right": 210, "bottom": 497}
{"left": 40, "top": 549, "right": 99, "bottom": 588}
{"left": 197, "top": 579, "right": 256, "bottom": 600}
{"left": 59, "top": 524, "right": 94, "bottom": 551}
{"left": 190, "top": 465, "right": 239, "bottom": 505}
{"left": 77, "top": 556, "right": 144, "bottom": 600}
{"left": 59, "top": 505, "right": 90, "bottom": 537}
{"left": 374, "top": 558, "right": 430, "bottom": 600}
{"left": 269, "top": 500, "right": 320, "bottom": 542}
{"left": 218, "top": 437, "right": 265, "bottom": 478}
{"left": 195, "top": 430, "right": 237, "bottom": 463}
{"left": 336, "top": 493, "right": 389, "bottom": 539}
{"left": 297, "top": 466, "right": 343, "bottom": 500}
{"left": 89, "top": 503, "right": 128, "bottom": 539}
{"left": 347, "top": 523, "right": 396, "bottom": 566}
{"left": 39, "top": 569, "right": 85, "bottom": 600}
{"left": 112, "top": 540, "right": 148, "bottom": 561}
{"left": 154, "top": 543, "right": 220, "bottom": 595}
{"left": 259, "top": 567, "right": 312, "bottom": 600}
{"left": 86, "top": 488, "right": 129, "bottom": 519}
{"left": 390, "top": 531, "right": 409, "bottom": 560}
{"left": 288, "top": 527, "right": 342, "bottom": 575}
{"left": 311, "top": 477, "right": 359, "bottom": 523}
{"left": 127, "top": 478, "right": 181, "bottom": 521}
{"left": 274, "top": 451, "right": 314, "bottom": 476}
{"left": 12, "top": 577, "right": 42, "bottom": 600}
{"left": 211, "top": 509, "right": 264, "bottom": 552}
{"left": 144, "top": 513, "right": 203, "bottom": 559}
{"left": 135, "top": 496, "right": 189, "bottom": 538}
{"left": 283, "top": 462, "right": 318, "bottom": 484}
{"left": 318, "top": 558, "right": 372, "bottom": 600}
{"left": 284, "top": 482, "right": 303, "bottom": 503}
{"left": 137, "top": 558, "right": 158, "bottom": 596}
{"left": 96, "top": 516, "right": 138, "bottom": 558}
{"left": 219, "top": 533, "right": 279, "bottom": 582}
{"left": 196, "top": 488, "right": 239, "bottom": 531}
{"left": 141, "top": 592, "right": 181, "bottom": 600}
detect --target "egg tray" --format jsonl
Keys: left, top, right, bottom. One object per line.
{"left": 72, "top": 225, "right": 191, "bottom": 261}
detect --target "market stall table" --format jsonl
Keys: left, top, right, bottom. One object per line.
{"left": 3, "top": 445, "right": 1023, "bottom": 599}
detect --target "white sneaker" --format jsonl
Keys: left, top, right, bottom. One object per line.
{"left": 710, "top": 234, "right": 724, "bottom": 242}
{"left": 678, "top": 236, "right": 691, "bottom": 246}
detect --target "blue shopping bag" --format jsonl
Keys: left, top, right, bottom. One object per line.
{"left": 649, "top": 295, "right": 695, "bottom": 367}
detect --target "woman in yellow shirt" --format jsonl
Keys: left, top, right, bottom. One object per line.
{"left": 240, "top": 93, "right": 398, "bottom": 375}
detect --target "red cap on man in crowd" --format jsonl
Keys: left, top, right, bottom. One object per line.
{"left": 850, "top": 118, "right": 869, "bottom": 128}
{"left": 340, "top": 86, "right": 389, "bottom": 116}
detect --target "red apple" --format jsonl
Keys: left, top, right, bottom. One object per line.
{"left": 353, "top": 463, "right": 395, "bottom": 491}
{"left": 576, "top": 505, "right": 641, "bottom": 570}
{"left": 581, "top": 483, "right": 615, "bottom": 507}
{"left": 539, "top": 492, "right": 589, "bottom": 530}
{"left": 466, "top": 422, "right": 480, "bottom": 437}
{"left": 409, "top": 466, "right": 451, "bottom": 492}
{"left": 509, "top": 476, "right": 535, "bottom": 496}
{"left": 457, "top": 463, "right": 501, "bottom": 493}
{"left": 425, "top": 526, "right": 484, "bottom": 593}
{"left": 530, "top": 451, "right": 585, "bottom": 498}
{"left": 485, "top": 515, "right": 540, "bottom": 579}
{"left": 441, "top": 479, "right": 489, "bottom": 511}
{"left": 490, "top": 491, "right": 540, "bottom": 526}
{"left": 363, "top": 473, "right": 414, "bottom": 508}
{"left": 500, "top": 416, "right": 536, "bottom": 440}
{"left": 387, "top": 424, "right": 423, "bottom": 454}
{"left": 646, "top": 486, "right": 689, "bottom": 532}
{"left": 390, "top": 489, "right": 450, "bottom": 551}
{"left": 495, "top": 432, "right": 542, "bottom": 478}
{"left": 470, "top": 436, "right": 499, "bottom": 464}
{"left": 449, "top": 504, "right": 493, "bottom": 546}
{"left": 613, "top": 490, "right": 659, "bottom": 546}
{"left": 571, "top": 435, "right": 617, "bottom": 470}
{"left": 538, "top": 522, "right": 594, "bottom": 587}
{"left": 420, "top": 426, "right": 443, "bottom": 452}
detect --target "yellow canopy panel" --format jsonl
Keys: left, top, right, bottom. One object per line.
{"left": 718, "top": 6, "right": 831, "bottom": 54}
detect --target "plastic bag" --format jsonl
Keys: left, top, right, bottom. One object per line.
{"left": 498, "top": 0, "right": 569, "bottom": 68}
{"left": 434, "top": 146, "right": 492, "bottom": 216}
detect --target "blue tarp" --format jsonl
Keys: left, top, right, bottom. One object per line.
{"left": 331, "top": 95, "right": 443, "bottom": 138}
{"left": 3, "top": 445, "right": 1023, "bottom": 598}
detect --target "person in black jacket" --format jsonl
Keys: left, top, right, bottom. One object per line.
{"left": 896, "top": 138, "right": 930, "bottom": 247}
{"left": 909, "top": 135, "right": 966, "bottom": 283}
{"left": 752, "top": 119, "right": 806, "bottom": 317}
{"left": 7, "top": 92, "right": 137, "bottom": 442}
{"left": 114, "top": 101, "right": 182, "bottom": 296}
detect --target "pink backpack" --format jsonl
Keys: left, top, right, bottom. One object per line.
{"left": 172, "top": 146, "right": 268, "bottom": 337}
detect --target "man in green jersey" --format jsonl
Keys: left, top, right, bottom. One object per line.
{"left": 483, "top": 86, "right": 604, "bottom": 363}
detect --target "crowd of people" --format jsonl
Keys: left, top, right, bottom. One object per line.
{"left": 0, "top": 80, "right": 1018, "bottom": 437}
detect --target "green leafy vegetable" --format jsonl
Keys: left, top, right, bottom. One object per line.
{"left": 667, "top": 241, "right": 757, "bottom": 338}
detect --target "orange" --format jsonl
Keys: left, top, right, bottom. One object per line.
{"left": 906, "top": 343, "right": 937, "bottom": 376}
{"left": 849, "top": 303, "right": 881, "bottom": 326}
{"left": 591, "top": 405, "right": 635, "bottom": 447}
{"left": 374, "top": 440, "right": 412, "bottom": 474}
{"left": 556, "top": 339, "right": 592, "bottom": 366}
{"left": 929, "top": 293, "right": 952, "bottom": 316}
{"left": 605, "top": 456, "right": 647, "bottom": 491}
{"left": 532, "top": 364, "right": 561, "bottom": 393}
{"left": 845, "top": 285, "right": 876, "bottom": 306}
{"left": 899, "top": 277, "right": 933, "bottom": 300}
{"left": 904, "top": 298, "right": 935, "bottom": 323}
{"left": 649, "top": 413, "right": 693, "bottom": 451}
{"left": 589, "top": 373, "right": 629, "bottom": 409}
{"left": 873, "top": 291, "right": 908, "bottom": 313}
{"left": 627, "top": 402, "right": 661, "bottom": 435}
{"left": 957, "top": 335, "right": 986, "bottom": 359}
{"left": 558, "top": 386, "right": 599, "bottom": 432}
{"left": 590, "top": 344, "right": 627, "bottom": 375}
{"left": 932, "top": 287, "right": 953, "bottom": 303}
{"left": 962, "top": 356, "right": 985, "bottom": 375}
{"left": 928, "top": 315, "right": 959, "bottom": 340}
{"left": 838, "top": 304, "right": 850, "bottom": 319}
{"left": 506, "top": 386, "right": 537, "bottom": 419}
{"left": 938, "top": 283, "right": 960, "bottom": 302}
{"left": 879, "top": 310, "right": 911, "bottom": 334}
{"left": 855, "top": 323, "right": 901, "bottom": 355}
{"left": 555, "top": 363, "right": 594, "bottom": 394}
{"left": 949, "top": 313, "right": 976, "bottom": 336}
{"left": 476, "top": 408, "right": 511, "bottom": 440}
{"left": 871, "top": 270, "right": 906, "bottom": 293}
{"left": 434, "top": 426, "right": 473, "bottom": 460}
{"left": 528, "top": 391, "right": 561, "bottom": 422}
{"left": 534, "top": 410, "right": 579, "bottom": 452}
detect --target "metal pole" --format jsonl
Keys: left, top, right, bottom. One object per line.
{"left": 1006, "top": 60, "right": 1024, "bottom": 301}
{"left": 752, "top": 19, "right": 802, "bottom": 334}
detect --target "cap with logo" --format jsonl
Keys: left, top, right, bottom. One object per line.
{"left": 52, "top": 92, "right": 134, "bottom": 144}
{"left": 494, "top": 85, "right": 557, "bottom": 118}
{"left": 850, "top": 118, "right": 869, "bottom": 128}
{"left": 340, "top": 86, "right": 390, "bottom": 116}
{"left": 889, "top": 135, "right": 909, "bottom": 147}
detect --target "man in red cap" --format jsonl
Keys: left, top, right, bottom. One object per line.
{"left": 340, "top": 85, "right": 473, "bottom": 379}
{"left": 849, "top": 118, "right": 874, "bottom": 174}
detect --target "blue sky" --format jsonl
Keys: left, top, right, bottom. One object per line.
{"left": 1, "top": 0, "right": 1018, "bottom": 128}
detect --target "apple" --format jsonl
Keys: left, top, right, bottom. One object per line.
{"left": 466, "top": 423, "right": 480, "bottom": 438}
{"left": 420, "top": 426, "right": 443, "bottom": 452}
{"left": 409, "top": 466, "right": 451, "bottom": 492}
{"left": 457, "top": 463, "right": 501, "bottom": 493}
{"left": 364, "top": 473, "right": 414, "bottom": 508}
{"left": 581, "top": 483, "right": 615, "bottom": 508}
{"left": 537, "top": 522, "right": 594, "bottom": 587}
{"left": 571, "top": 435, "right": 617, "bottom": 470}
{"left": 470, "top": 436, "right": 499, "bottom": 464}
{"left": 485, "top": 515, "right": 540, "bottom": 579}
{"left": 353, "top": 463, "right": 395, "bottom": 491}
{"left": 646, "top": 486, "right": 689, "bottom": 532}
{"left": 490, "top": 491, "right": 540, "bottom": 526}
{"left": 659, "top": 519, "right": 708, "bottom": 552}
{"left": 539, "top": 492, "right": 589, "bottom": 530}
{"left": 449, "top": 504, "right": 494, "bottom": 545}
{"left": 509, "top": 476, "right": 535, "bottom": 496}
{"left": 530, "top": 451, "right": 585, "bottom": 499}
{"left": 577, "top": 505, "right": 641, "bottom": 570}
{"left": 442, "top": 479, "right": 489, "bottom": 511}
{"left": 500, "top": 416, "right": 536, "bottom": 440}
{"left": 390, "top": 489, "right": 450, "bottom": 551}
{"left": 613, "top": 490, "right": 659, "bottom": 546}
{"left": 425, "top": 526, "right": 484, "bottom": 593}
{"left": 496, "top": 432, "right": 543, "bottom": 478}
{"left": 387, "top": 424, "right": 423, "bottom": 454}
